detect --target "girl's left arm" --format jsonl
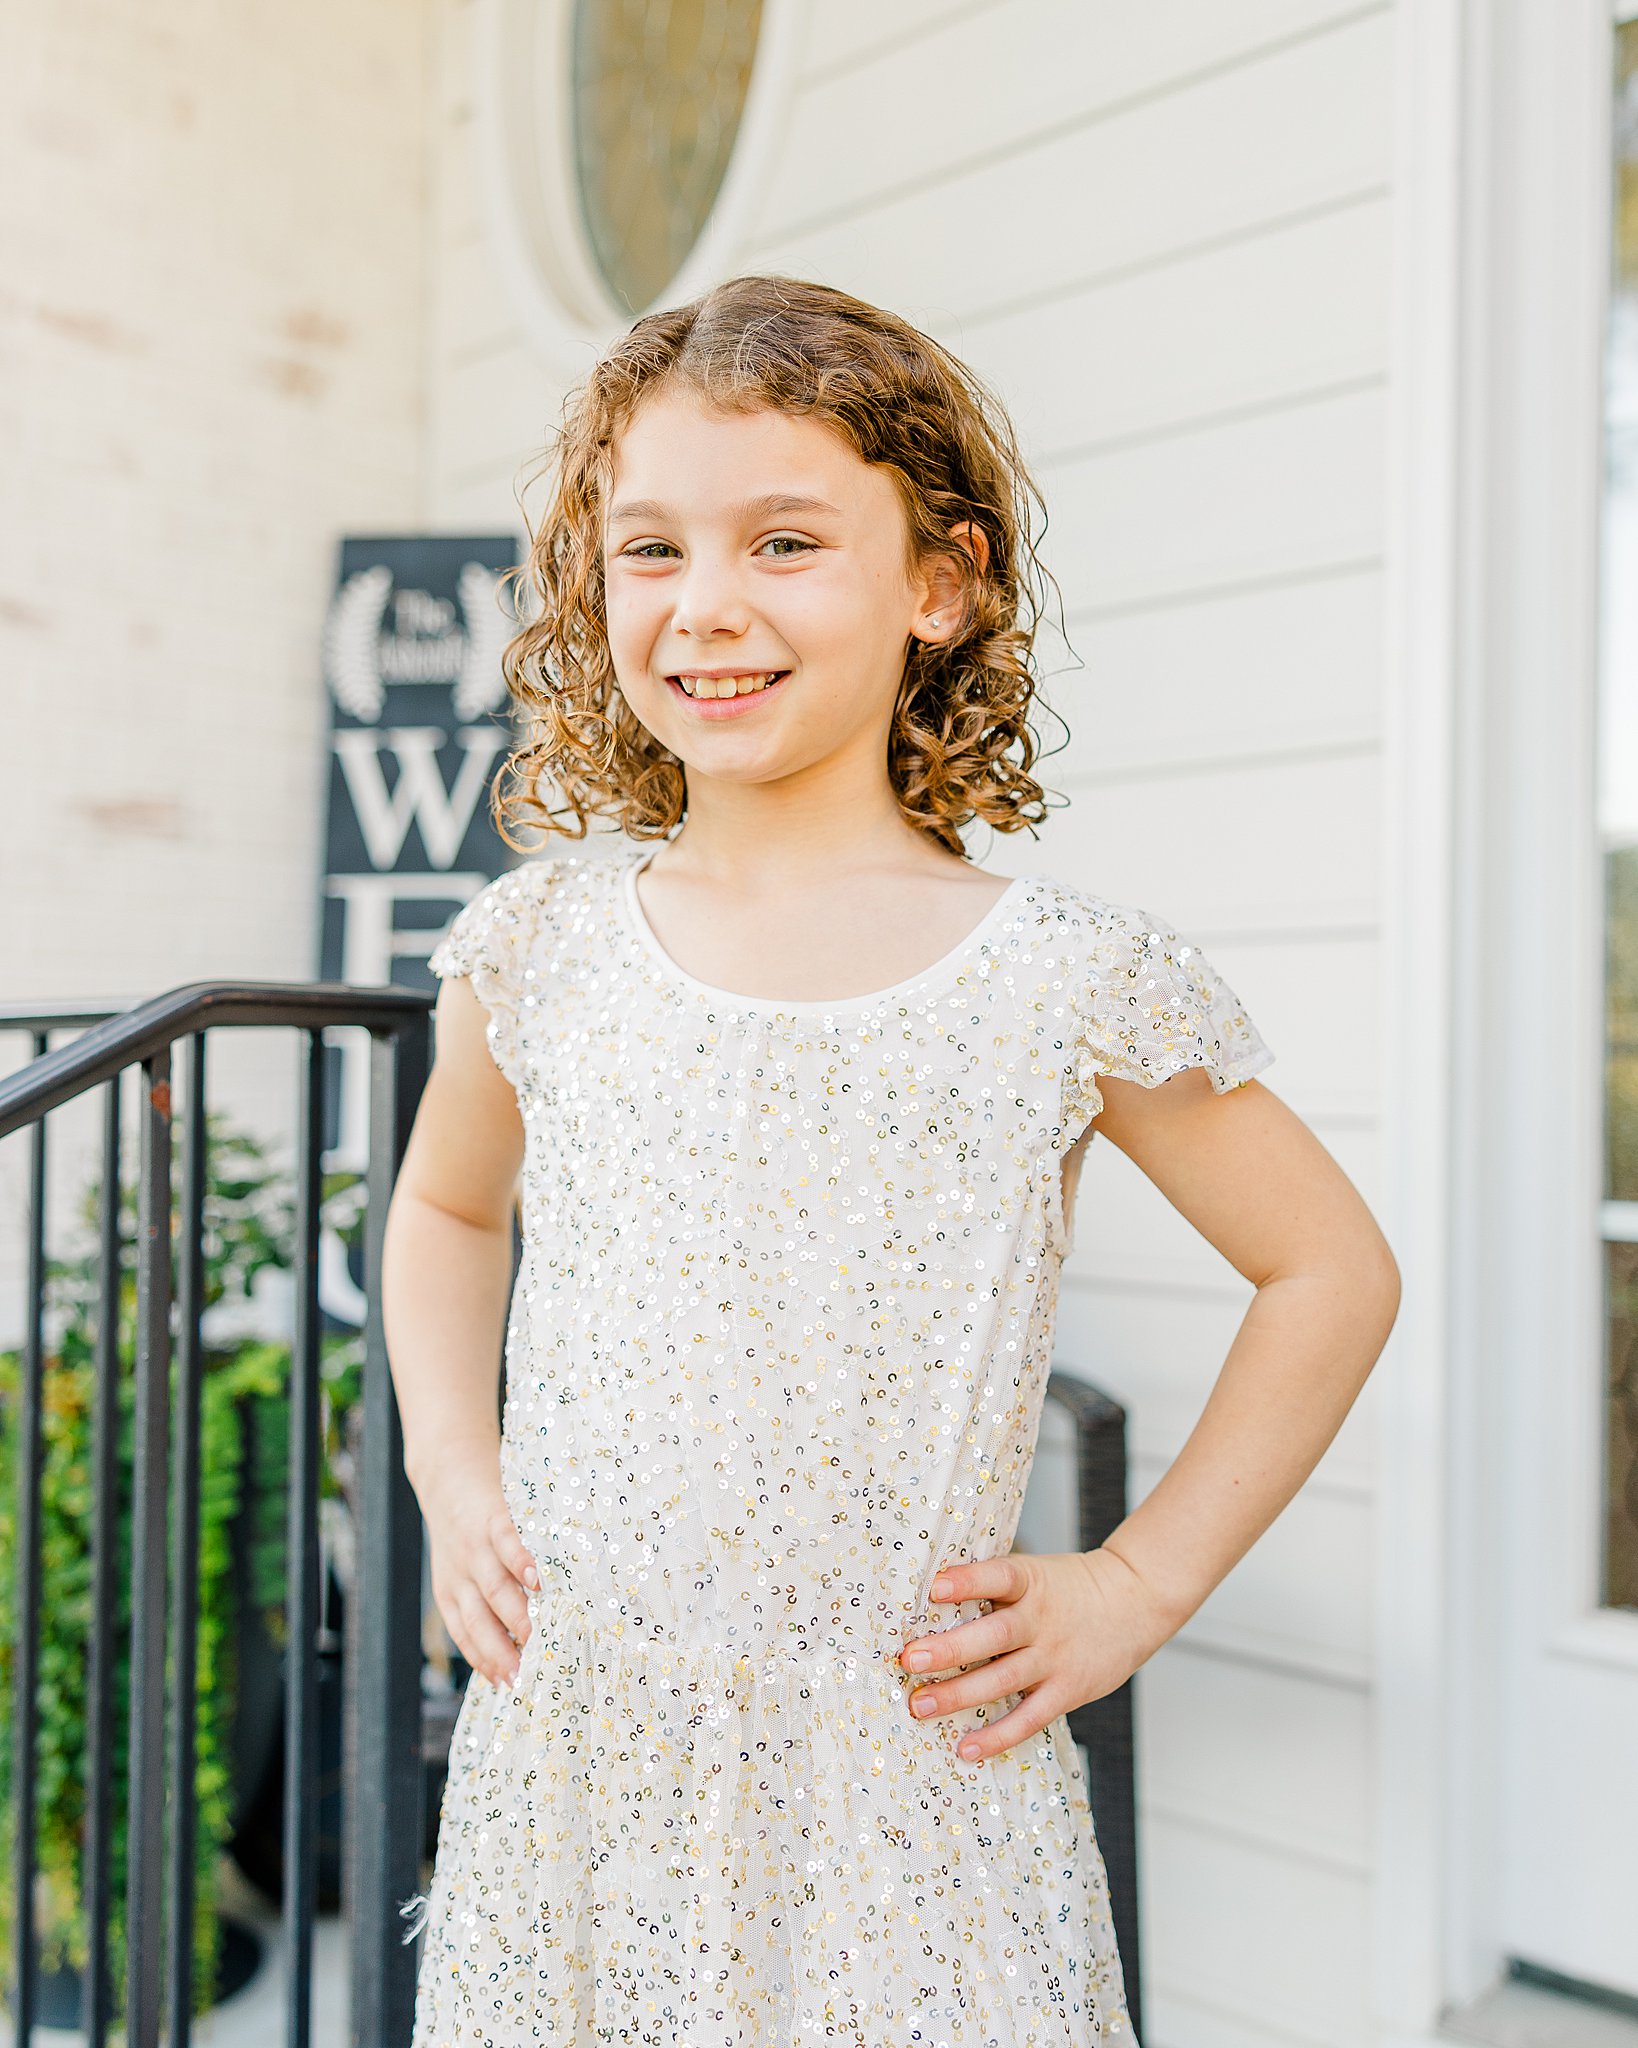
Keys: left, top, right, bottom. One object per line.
{"left": 900, "top": 1070, "right": 1401, "bottom": 1759}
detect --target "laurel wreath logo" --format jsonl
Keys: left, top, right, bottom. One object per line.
{"left": 321, "top": 565, "right": 393, "bottom": 723}
{"left": 322, "top": 561, "right": 523, "bottom": 725}
{"left": 454, "top": 563, "right": 514, "bottom": 722}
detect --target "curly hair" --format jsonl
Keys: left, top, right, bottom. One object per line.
{"left": 491, "top": 273, "right": 1066, "bottom": 859}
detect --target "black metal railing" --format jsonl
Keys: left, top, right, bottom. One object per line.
{"left": 0, "top": 986, "right": 431, "bottom": 2048}
{"left": 0, "top": 990, "right": 1143, "bottom": 2046}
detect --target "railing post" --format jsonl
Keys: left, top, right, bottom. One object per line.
{"left": 285, "top": 1027, "right": 326, "bottom": 2048}
{"left": 8, "top": 1032, "right": 49, "bottom": 2039}
{"left": 350, "top": 1015, "right": 430, "bottom": 2046}
{"left": 166, "top": 1033, "right": 208, "bottom": 2043}
{"left": 83, "top": 1072, "right": 125, "bottom": 2047}
{"left": 127, "top": 1044, "right": 174, "bottom": 2048}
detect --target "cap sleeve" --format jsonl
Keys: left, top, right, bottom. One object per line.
{"left": 428, "top": 860, "right": 561, "bottom": 1089}
{"left": 1066, "top": 898, "right": 1275, "bottom": 1135}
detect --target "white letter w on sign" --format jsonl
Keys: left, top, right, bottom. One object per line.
{"left": 333, "top": 727, "right": 506, "bottom": 869}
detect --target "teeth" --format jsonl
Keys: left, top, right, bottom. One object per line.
{"left": 674, "top": 672, "right": 780, "bottom": 698}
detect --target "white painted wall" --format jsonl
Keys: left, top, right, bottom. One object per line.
{"left": 421, "top": 3, "right": 1398, "bottom": 2042}
{"left": 0, "top": 1, "right": 433, "bottom": 1328}
{"left": 0, "top": 2, "right": 431, "bottom": 1000}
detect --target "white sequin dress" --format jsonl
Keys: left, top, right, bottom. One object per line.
{"left": 405, "top": 843, "right": 1273, "bottom": 2047}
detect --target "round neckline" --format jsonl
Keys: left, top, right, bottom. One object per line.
{"left": 618, "top": 848, "right": 1035, "bottom": 1018}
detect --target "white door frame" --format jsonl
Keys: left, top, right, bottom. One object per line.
{"left": 1376, "top": 0, "right": 1621, "bottom": 2034}
{"left": 1372, "top": 0, "right": 1466, "bottom": 2030}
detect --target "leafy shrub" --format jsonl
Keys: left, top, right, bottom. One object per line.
{"left": 0, "top": 1114, "right": 363, "bottom": 2023}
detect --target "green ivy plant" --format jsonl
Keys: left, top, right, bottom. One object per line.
{"left": 0, "top": 1113, "right": 365, "bottom": 2024}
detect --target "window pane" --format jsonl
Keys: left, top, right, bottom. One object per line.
{"left": 1599, "top": 19, "right": 1638, "bottom": 1611}
{"left": 1606, "top": 1245, "right": 1638, "bottom": 1609}
{"left": 571, "top": 0, "right": 763, "bottom": 316}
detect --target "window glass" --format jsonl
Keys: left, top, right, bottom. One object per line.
{"left": 571, "top": 0, "right": 763, "bottom": 316}
{"left": 1599, "top": 16, "right": 1638, "bottom": 1610}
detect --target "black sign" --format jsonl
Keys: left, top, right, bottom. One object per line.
{"left": 315, "top": 535, "right": 522, "bottom": 1317}
{"left": 319, "top": 534, "right": 522, "bottom": 987}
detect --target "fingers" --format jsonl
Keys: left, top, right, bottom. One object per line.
{"left": 941, "top": 1687, "right": 1060, "bottom": 1764}
{"left": 425, "top": 1488, "right": 546, "bottom": 1690}
{"left": 431, "top": 1537, "right": 540, "bottom": 1689}
{"left": 907, "top": 1647, "right": 1043, "bottom": 1729}
{"left": 902, "top": 1555, "right": 1032, "bottom": 1671}
{"left": 491, "top": 1512, "right": 541, "bottom": 1593}
{"left": 477, "top": 1557, "right": 533, "bottom": 1650}
{"left": 929, "top": 1554, "right": 1029, "bottom": 1607}
{"left": 899, "top": 1608, "right": 1017, "bottom": 1673}
{"left": 452, "top": 1587, "right": 526, "bottom": 1688}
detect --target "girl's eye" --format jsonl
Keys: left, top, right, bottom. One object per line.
{"left": 615, "top": 535, "right": 815, "bottom": 561}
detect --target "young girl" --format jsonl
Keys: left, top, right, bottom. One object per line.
{"left": 382, "top": 274, "right": 1400, "bottom": 2047}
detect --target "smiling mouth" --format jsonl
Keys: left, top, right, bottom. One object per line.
{"left": 666, "top": 671, "right": 790, "bottom": 700}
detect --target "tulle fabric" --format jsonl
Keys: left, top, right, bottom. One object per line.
{"left": 426, "top": 867, "right": 550, "bottom": 1089}
{"left": 1063, "top": 897, "right": 1276, "bottom": 1137}
{"left": 405, "top": 1589, "right": 1136, "bottom": 2047}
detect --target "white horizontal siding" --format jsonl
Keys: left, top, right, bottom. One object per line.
{"left": 1031, "top": 567, "right": 1384, "bottom": 776}
{"left": 1138, "top": 1646, "right": 1374, "bottom": 1873}
{"left": 1141, "top": 1813, "right": 1374, "bottom": 2046}
{"left": 957, "top": 194, "right": 1390, "bottom": 460}
{"left": 1025, "top": 749, "right": 1382, "bottom": 931}
{"left": 764, "top": 0, "right": 1383, "bottom": 240}
{"left": 1009, "top": 922, "right": 1377, "bottom": 1129}
{"left": 1038, "top": 384, "right": 1385, "bottom": 612}
{"left": 795, "top": 0, "right": 1007, "bottom": 83}
{"left": 745, "top": 11, "right": 1392, "bottom": 325}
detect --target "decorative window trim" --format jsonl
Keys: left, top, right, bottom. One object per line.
{"left": 472, "top": 0, "right": 805, "bottom": 370}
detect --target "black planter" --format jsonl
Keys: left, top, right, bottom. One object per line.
{"left": 228, "top": 1392, "right": 288, "bottom": 1837}
{"left": 228, "top": 1642, "right": 347, "bottom": 1910}
{"left": 225, "top": 1383, "right": 351, "bottom": 1908}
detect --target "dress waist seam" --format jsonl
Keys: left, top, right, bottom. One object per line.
{"left": 523, "top": 1583, "right": 954, "bottom": 1688}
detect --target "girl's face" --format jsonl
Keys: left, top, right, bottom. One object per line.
{"left": 602, "top": 386, "right": 954, "bottom": 789}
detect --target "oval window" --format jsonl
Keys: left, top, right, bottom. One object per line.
{"left": 570, "top": 0, "right": 764, "bottom": 315}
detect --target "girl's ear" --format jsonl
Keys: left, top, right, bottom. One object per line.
{"left": 914, "top": 520, "right": 990, "bottom": 647}
{"left": 948, "top": 519, "right": 991, "bottom": 576}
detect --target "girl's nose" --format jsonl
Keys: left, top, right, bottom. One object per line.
{"left": 668, "top": 558, "right": 752, "bottom": 640}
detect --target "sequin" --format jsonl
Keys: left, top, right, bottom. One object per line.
{"left": 403, "top": 844, "right": 1273, "bottom": 2045}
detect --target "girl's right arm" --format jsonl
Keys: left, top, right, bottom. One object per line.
{"left": 381, "top": 972, "right": 540, "bottom": 1687}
